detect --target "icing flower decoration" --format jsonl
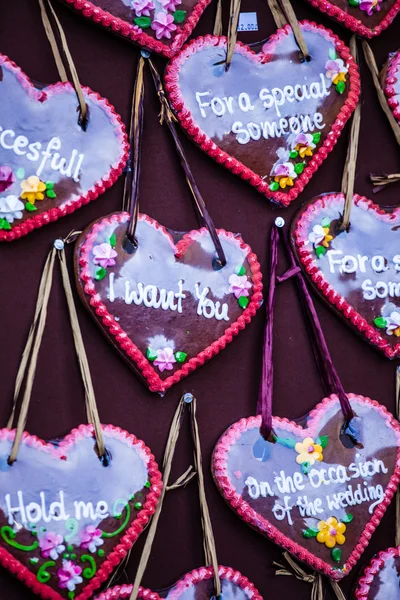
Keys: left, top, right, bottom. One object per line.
{"left": 93, "top": 243, "right": 118, "bottom": 268}
{"left": 39, "top": 532, "right": 65, "bottom": 560}
{"left": 57, "top": 560, "right": 83, "bottom": 592}
{"left": 295, "top": 437, "right": 323, "bottom": 466}
{"left": 307, "top": 224, "right": 333, "bottom": 249}
{"left": 159, "top": 0, "right": 181, "bottom": 10}
{"left": 294, "top": 133, "right": 316, "bottom": 158}
{"left": 386, "top": 312, "right": 400, "bottom": 337}
{"left": 0, "top": 166, "right": 15, "bottom": 192}
{"left": 359, "top": 0, "right": 382, "bottom": 14}
{"left": 151, "top": 12, "right": 177, "bottom": 39}
{"left": 0, "top": 195, "right": 25, "bottom": 223}
{"left": 228, "top": 274, "right": 252, "bottom": 299}
{"left": 20, "top": 175, "right": 47, "bottom": 203}
{"left": 153, "top": 347, "right": 176, "bottom": 372}
{"left": 80, "top": 525, "right": 104, "bottom": 553}
{"left": 325, "top": 58, "right": 348, "bottom": 86}
{"left": 317, "top": 517, "right": 346, "bottom": 548}
{"left": 273, "top": 162, "right": 297, "bottom": 189}
{"left": 131, "top": 0, "right": 155, "bottom": 16}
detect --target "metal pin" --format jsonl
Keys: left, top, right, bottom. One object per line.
{"left": 275, "top": 217, "right": 285, "bottom": 228}
{"left": 54, "top": 238, "right": 64, "bottom": 250}
{"left": 183, "top": 393, "right": 194, "bottom": 404}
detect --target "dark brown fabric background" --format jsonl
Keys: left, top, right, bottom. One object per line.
{"left": 0, "top": 1, "right": 399, "bottom": 598}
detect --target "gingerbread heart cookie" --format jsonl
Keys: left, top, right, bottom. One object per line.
{"left": 0, "top": 424, "right": 162, "bottom": 600}
{"left": 385, "top": 50, "right": 400, "bottom": 125}
{"left": 291, "top": 193, "right": 400, "bottom": 359}
{"left": 58, "top": 0, "right": 212, "bottom": 58}
{"left": 165, "top": 21, "right": 360, "bottom": 207}
{"left": 213, "top": 394, "right": 400, "bottom": 580}
{"left": 0, "top": 54, "right": 128, "bottom": 242}
{"left": 354, "top": 546, "right": 400, "bottom": 598}
{"left": 75, "top": 212, "right": 263, "bottom": 394}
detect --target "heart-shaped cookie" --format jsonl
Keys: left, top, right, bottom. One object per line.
{"left": 58, "top": 0, "right": 212, "bottom": 58}
{"left": 75, "top": 212, "right": 263, "bottom": 394}
{"left": 0, "top": 54, "right": 128, "bottom": 242}
{"left": 165, "top": 21, "right": 360, "bottom": 208}
{"left": 291, "top": 193, "right": 400, "bottom": 359}
{"left": 354, "top": 546, "right": 400, "bottom": 598}
{"left": 0, "top": 424, "right": 162, "bottom": 600}
{"left": 212, "top": 394, "right": 400, "bottom": 580}
{"left": 94, "top": 565, "right": 263, "bottom": 600}
{"left": 304, "top": 0, "right": 400, "bottom": 38}
{"left": 385, "top": 50, "right": 400, "bottom": 125}
{"left": 96, "top": 586, "right": 160, "bottom": 600}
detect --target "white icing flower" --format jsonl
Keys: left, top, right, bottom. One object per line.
{"left": 307, "top": 224, "right": 326, "bottom": 246}
{"left": 147, "top": 335, "right": 175, "bottom": 352}
{"left": 0, "top": 195, "right": 24, "bottom": 223}
{"left": 386, "top": 311, "right": 400, "bottom": 336}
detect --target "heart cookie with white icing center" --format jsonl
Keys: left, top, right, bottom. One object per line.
{"left": 354, "top": 546, "right": 400, "bottom": 598}
{"left": 165, "top": 21, "right": 360, "bottom": 207}
{"left": 0, "top": 54, "right": 128, "bottom": 242}
{"left": 0, "top": 424, "right": 162, "bottom": 600}
{"left": 291, "top": 193, "right": 400, "bottom": 359}
{"left": 212, "top": 394, "right": 400, "bottom": 580}
{"left": 75, "top": 212, "right": 263, "bottom": 394}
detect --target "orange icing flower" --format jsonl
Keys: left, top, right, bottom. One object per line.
{"left": 295, "top": 437, "right": 323, "bottom": 465}
{"left": 20, "top": 175, "right": 46, "bottom": 204}
{"left": 317, "top": 517, "right": 346, "bottom": 548}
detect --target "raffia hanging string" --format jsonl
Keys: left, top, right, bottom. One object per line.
{"left": 129, "top": 395, "right": 222, "bottom": 600}
{"left": 266, "top": 0, "right": 288, "bottom": 29}
{"left": 8, "top": 236, "right": 104, "bottom": 464}
{"left": 340, "top": 35, "right": 361, "bottom": 231}
{"left": 266, "top": 0, "right": 309, "bottom": 60}
{"left": 38, "top": 0, "right": 88, "bottom": 128}
{"left": 225, "top": 0, "right": 242, "bottom": 71}
{"left": 213, "top": 0, "right": 223, "bottom": 35}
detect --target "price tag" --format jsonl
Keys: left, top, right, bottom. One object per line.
{"left": 237, "top": 12, "right": 259, "bottom": 32}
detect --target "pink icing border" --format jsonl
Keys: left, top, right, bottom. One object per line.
{"left": 212, "top": 394, "right": 400, "bottom": 581}
{"left": 385, "top": 50, "right": 400, "bottom": 125}
{"left": 95, "top": 565, "right": 263, "bottom": 600}
{"left": 353, "top": 546, "right": 400, "bottom": 598}
{"left": 0, "top": 423, "right": 162, "bottom": 600}
{"left": 164, "top": 21, "right": 360, "bottom": 208}
{"left": 59, "top": 0, "right": 212, "bottom": 59}
{"left": 305, "top": 0, "right": 400, "bottom": 38}
{"left": 95, "top": 585, "right": 161, "bottom": 600}
{"left": 0, "top": 53, "right": 129, "bottom": 243}
{"left": 77, "top": 212, "right": 263, "bottom": 394}
{"left": 291, "top": 192, "right": 400, "bottom": 359}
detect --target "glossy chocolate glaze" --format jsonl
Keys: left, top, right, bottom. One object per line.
{"left": 0, "top": 429, "right": 152, "bottom": 599}
{"left": 366, "top": 550, "right": 400, "bottom": 599}
{"left": 175, "top": 27, "right": 349, "bottom": 189}
{"left": 0, "top": 59, "right": 123, "bottom": 225}
{"left": 218, "top": 399, "right": 398, "bottom": 573}
{"left": 292, "top": 196, "right": 400, "bottom": 349}
{"left": 76, "top": 214, "right": 256, "bottom": 382}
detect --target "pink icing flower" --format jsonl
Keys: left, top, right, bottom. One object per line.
{"left": 80, "top": 525, "right": 104, "bottom": 553}
{"left": 325, "top": 59, "right": 348, "bottom": 84}
{"left": 93, "top": 243, "right": 117, "bottom": 268}
{"left": 151, "top": 12, "right": 177, "bottom": 39}
{"left": 154, "top": 347, "right": 176, "bottom": 372}
{"left": 131, "top": 0, "right": 155, "bottom": 16}
{"left": 359, "top": 0, "right": 382, "bottom": 14}
{"left": 0, "top": 166, "right": 15, "bottom": 193}
{"left": 159, "top": 0, "right": 181, "bottom": 10}
{"left": 57, "top": 560, "right": 83, "bottom": 592}
{"left": 39, "top": 532, "right": 65, "bottom": 560}
{"left": 274, "top": 162, "right": 296, "bottom": 178}
{"left": 228, "top": 274, "right": 252, "bottom": 299}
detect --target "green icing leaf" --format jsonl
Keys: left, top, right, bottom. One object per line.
{"left": 146, "top": 348, "right": 157, "bottom": 361}
{"left": 46, "top": 189, "right": 57, "bottom": 199}
{"left": 294, "top": 162, "right": 305, "bottom": 175}
{"left": 134, "top": 16, "right": 151, "bottom": 28}
{"left": 331, "top": 547, "right": 342, "bottom": 563}
{"left": 321, "top": 216, "right": 330, "bottom": 227}
{"left": 16, "top": 167, "right": 25, "bottom": 180}
{"left": 313, "top": 132, "right": 322, "bottom": 144}
{"left": 315, "top": 245, "right": 326, "bottom": 258}
{"left": 109, "top": 233, "right": 117, "bottom": 247}
{"left": 348, "top": 0, "right": 360, "bottom": 6}
{"left": 237, "top": 265, "right": 246, "bottom": 276}
{"left": 173, "top": 9, "right": 187, "bottom": 23}
{"left": 336, "top": 81, "right": 346, "bottom": 94}
{"left": 342, "top": 513, "right": 353, "bottom": 524}
{"left": 95, "top": 267, "right": 107, "bottom": 281}
{"left": 301, "top": 462, "right": 311, "bottom": 475}
{"left": 175, "top": 351, "right": 187, "bottom": 363}
{"left": 315, "top": 435, "right": 328, "bottom": 448}
{"left": 25, "top": 202, "right": 37, "bottom": 212}
{"left": 275, "top": 437, "right": 296, "bottom": 449}
{"left": 374, "top": 316, "right": 387, "bottom": 329}
{"left": 303, "top": 528, "right": 319, "bottom": 538}
{"left": 238, "top": 296, "right": 249, "bottom": 309}
{"left": 46, "top": 181, "right": 55, "bottom": 190}
{"left": 269, "top": 181, "right": 279, "bottom": 192}
{"left": 0, "top": 218, "right": 11, "bottom": 230}
{"left": 289, "top": 150, "right": 298, "bottom": 159}
{"left": 328, "top": 48, "right": 337, "bottom": 60}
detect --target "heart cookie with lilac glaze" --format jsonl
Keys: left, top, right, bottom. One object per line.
{"left": 0, "top": 54, "right": 128, "bottom": 242}
{"left": 385, "top": 50, "right": 400, "bottom": 125}
{"left": 164, "top": 21, "right": 360, "bottom": 208}
{"left": 94, "top": 565, "right": 263, "bottom": 600}
{"left": 58, "top": 0, "right": 212, "bottom": 58}
{"left": 291, "top": 193, "right": 400, "bottom": 359}
{"left": 212, "top": 394, "right": 400, "bottom": 580}
{"left": 75, "top": 212, "right": 263, "bottom": 394}
{"left": 354, "top": 546, "right": 400, "bottom": 599}
{"left": 0, "top": 424, "right": 162, "bottom": 600}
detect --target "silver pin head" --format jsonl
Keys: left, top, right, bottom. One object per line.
{"left": 275, "top": 217, "right": 285, "bottom": 228}
{"left": 183, "top": 393, "right": 194, "bottom": 404}
{"left": 141, "top": 50, "right": 151, "bottom": 58}
{"left": 54, "top": 239, "right": 64, "bottom": 250}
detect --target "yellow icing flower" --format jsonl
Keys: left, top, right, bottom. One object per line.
{"left": 321, "top": 226, "right": 333, "bottom": 247}
{"left": 332, "top": 72, "right": 346, "bottom": 86}
{"left": 317, "top": 517, "right": 346, "bottom": 548}
{"left": 20, "top": 176, "right": 46, "bottom": 203}
{"left": 295, "top": 437, "right": 323, "bottom": 465}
